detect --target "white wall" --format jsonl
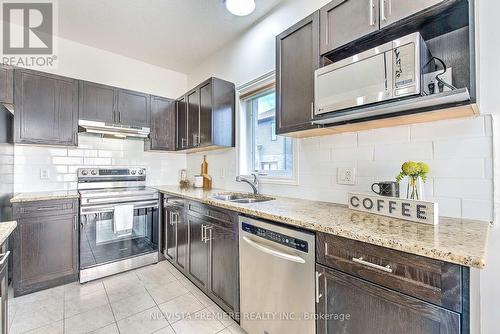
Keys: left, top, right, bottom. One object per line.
{"left": 42, "top": 36, "right": 188, "bottom": 98}
{"left": 186, "top": 0, "right": 498, "bottom": 332}
{"left": 476, "top": 0, "right": 500, "bottom": 332}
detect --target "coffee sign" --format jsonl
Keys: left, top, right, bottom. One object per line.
{"left": 348, "top": 192, "right": 439, "bottom": 225}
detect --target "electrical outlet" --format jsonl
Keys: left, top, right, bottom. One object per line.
{"left": 40, "top": 168, "right": 50, "bottom": 180}
{"left": 337, "top": 167, "right": 356, "bottom": 185}
{"left": 423, "top": 67, "right": 453, "bottom": 95}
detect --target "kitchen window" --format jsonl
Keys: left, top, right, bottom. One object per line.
{"left": 239, "top": 74, "right": 297, "bottom": 183}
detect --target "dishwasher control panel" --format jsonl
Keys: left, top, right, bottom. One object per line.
{"left": 242, "top": 222, "right": 309, "bottom": 252}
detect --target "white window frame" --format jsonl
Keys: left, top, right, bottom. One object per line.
{"left": 236, "top": 71, "right": 299, "bottom": 186}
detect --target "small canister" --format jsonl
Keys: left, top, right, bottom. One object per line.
{"left": 194, "top": 175, "right": 204, "bottom": 188}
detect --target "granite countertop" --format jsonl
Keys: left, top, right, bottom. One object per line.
{"left": 0, "top": 221, "right": 17, "bottom": 245}
{"left": 10, "top": 190, "right": 80, "bottom": 203}
{"left": 154, "top": 185, "right": 490, "bottom": 269}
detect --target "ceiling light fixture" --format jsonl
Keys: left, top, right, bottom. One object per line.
{"left": 225, "top": 0, "right": 256, "bottom": 16}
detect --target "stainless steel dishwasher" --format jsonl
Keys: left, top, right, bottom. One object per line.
{"left": 239, "top": 216, "right": 316, "bottom": 334}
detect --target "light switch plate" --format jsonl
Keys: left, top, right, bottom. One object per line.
{"left": 40, "top": 168, "right": 50, "bottom": 180}
{"left": 337, "top": 167, "right": 356, "bottom": 185}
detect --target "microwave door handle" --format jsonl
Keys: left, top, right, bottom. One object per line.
{"left": 385, "top": 50, "right": 394, "bottom": 98}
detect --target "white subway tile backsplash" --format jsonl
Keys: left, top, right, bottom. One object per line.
{"left": 462, "top": 199, "right": 493, "bottom": 221}
{"left": 332, "top": 146, "right": 373, "bottom": 162}
{"left": 83, "top": 157, "right": 112, "bottom": 166}
{"left": 374, "top": 142, "right": 433, "bottom": 161}
{"left": 358, "top": 126, "right": 410, "bottom": 145}
{"left": 411, "top": 116, "right": 485, "bottom": 141}
{"left": 13, "top": 135, "right": 186, "bottom": 193}
{"left": 427, "top": 197, "right": 462, "bottom": 218}
{"left": 433, "top": 137, "right": 492, "bottom": 159}
{"left": 430, "top": 159, "right": 485, "bottom": 178}
{"left": 319, "top": 132, "right": 357, "bottom": 148}
{"left": 52, "top": 157, "right": 84, "bottom": 165}
{"left": 434, "top": 178, "right": 493, "bottom": 200}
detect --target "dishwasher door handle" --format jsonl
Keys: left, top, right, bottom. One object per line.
{"left": 242, "top": 236, "right": 306, "bottom": 264}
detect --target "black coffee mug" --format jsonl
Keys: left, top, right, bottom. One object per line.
{"left": 372, "top": 181, "right": 399, "bottom": 197}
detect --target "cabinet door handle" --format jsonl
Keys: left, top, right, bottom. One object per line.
{"left": 352, "top": 257, "right": 393, "bottom": 273}
{"left": 74, "top": 216, "right": 78, "bottom": 230}
{"left": 310, "top": 101, "right": 315, "bottom": 119}
{"left": 315, "top": 271, "right": 323, "bottom": 303}
{"left": 201, "top": 224, "right": 206, "bottom": 242}
{"left": 369, "top": 0, "right": 376, "bottom": 26}
{"left": 381, "top": 0, "right": 391, "bottom": 21}
{"left": 204, "top": 226, "right": 213, "bottom": 243}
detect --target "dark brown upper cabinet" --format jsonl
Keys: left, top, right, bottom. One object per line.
{"left": 0, "top": 65, "right": 14, "bottom": 104}
{"left": 320, "top": 0, "right": 453, "bottom": 55}
{"left": 117, "top": 89, "right": 151, "bottom": 128}
{"left": 187, "top": 89, "right": 200, "bottom": 149}
{"left": 176, "top": 77, "right": 235, "bottom": 151}
{"left": 79, "top": 81, "right": 116, "bottom": 123}
{"left": 79, "top": 81, "right": 151, "bottom": 128}
{"left": 320, "top": 0, "right": 380, "bottom": 55}
{"left": 276, "top": 11, "right": 321, "bottom": 135}
{"left": 146, "top": 96, "right": 176, "bottom": 151}
{"left": 316, "top": 265, "right": 461, "bottom": 334}
{"left": 177, "top": 97, "right": 188, "bottom": 150}
{"left": 14, "top": 69, "right": 78, "bottom": 146}
{"left": 380, "top": 0, "right": 447, "bottom": 28}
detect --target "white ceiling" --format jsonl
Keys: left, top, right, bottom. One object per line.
{"left": 58, "top": 0, "right": 286, "bottom": 73}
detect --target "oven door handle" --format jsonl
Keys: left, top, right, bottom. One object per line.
{"left": 81, "top": 200, "right": 159, "bottom": 215}
{"left": 83, "top": 195, "right": 158, "bottom": 205}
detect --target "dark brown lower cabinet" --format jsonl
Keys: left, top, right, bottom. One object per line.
{"left": 162, "top": 196, "right": 240, "bottom": 319}
{"left": 12, "top": 199, "right": 79, "bottom": 296}
{"left": 316, "top": 264, "right": 461, "bottom": 334}
{"left": 207, "top": 216, "right": 239, "bottom": 316}
{"left": 187, "top": 214, "right": 209, "bottom": 289}
{"left": 163, "top": 197, "right": 188, "bottom": 271}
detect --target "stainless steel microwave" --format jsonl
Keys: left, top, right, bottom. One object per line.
{"left": 314, "top": 32, "right": 431, "bottom": 120}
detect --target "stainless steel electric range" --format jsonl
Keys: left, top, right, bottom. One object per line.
{"left": 77, "top": 168, "right": 160, "bottom": 283}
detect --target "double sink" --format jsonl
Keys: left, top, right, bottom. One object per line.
{"left": 212, "top": 192, "right": 275, "bottom": 204}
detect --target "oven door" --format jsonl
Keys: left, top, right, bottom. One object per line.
{"left": 80, "top": 200, "right": 159, "bottom": 269}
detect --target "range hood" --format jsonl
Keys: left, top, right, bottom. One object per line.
{"left": 78, "top": 120, "right": 150, "bottom": 139}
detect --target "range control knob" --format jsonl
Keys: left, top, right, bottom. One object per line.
{"left": 91, "top": 170, "right": 97, "bottom": 176}
{"left": 138, "top": 169, "right": 144, "bottom": 175}
{"left": 131, "top": 170, "right": 137, "bottom": 175}
{"left": 81, "top": 170, "right": 88, "bottom": 176}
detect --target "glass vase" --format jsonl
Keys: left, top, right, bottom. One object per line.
{"left": 407, "top": 176, "right": 424, "bottom": 200}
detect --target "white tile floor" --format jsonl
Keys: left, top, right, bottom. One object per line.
{"left": 9, "top": 261, "right": 246, "bottom": 334}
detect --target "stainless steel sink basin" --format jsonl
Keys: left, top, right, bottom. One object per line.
{"left": 212, "top": 192, "right": 275, "bottom": 204}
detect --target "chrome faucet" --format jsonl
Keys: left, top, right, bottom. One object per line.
{"left": 235, "top": 173, "right": 259, "bottom": 194}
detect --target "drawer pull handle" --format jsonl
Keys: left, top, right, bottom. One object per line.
{"left": 352, "top": 257, "right": 393, "bottom": 273}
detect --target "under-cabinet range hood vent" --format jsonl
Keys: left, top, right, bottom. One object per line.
{"left": 312, "top": 88, "right": 471, "bottom": 125}
{"left": 78, "top": 120, "right": 150, "bottom": 139}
